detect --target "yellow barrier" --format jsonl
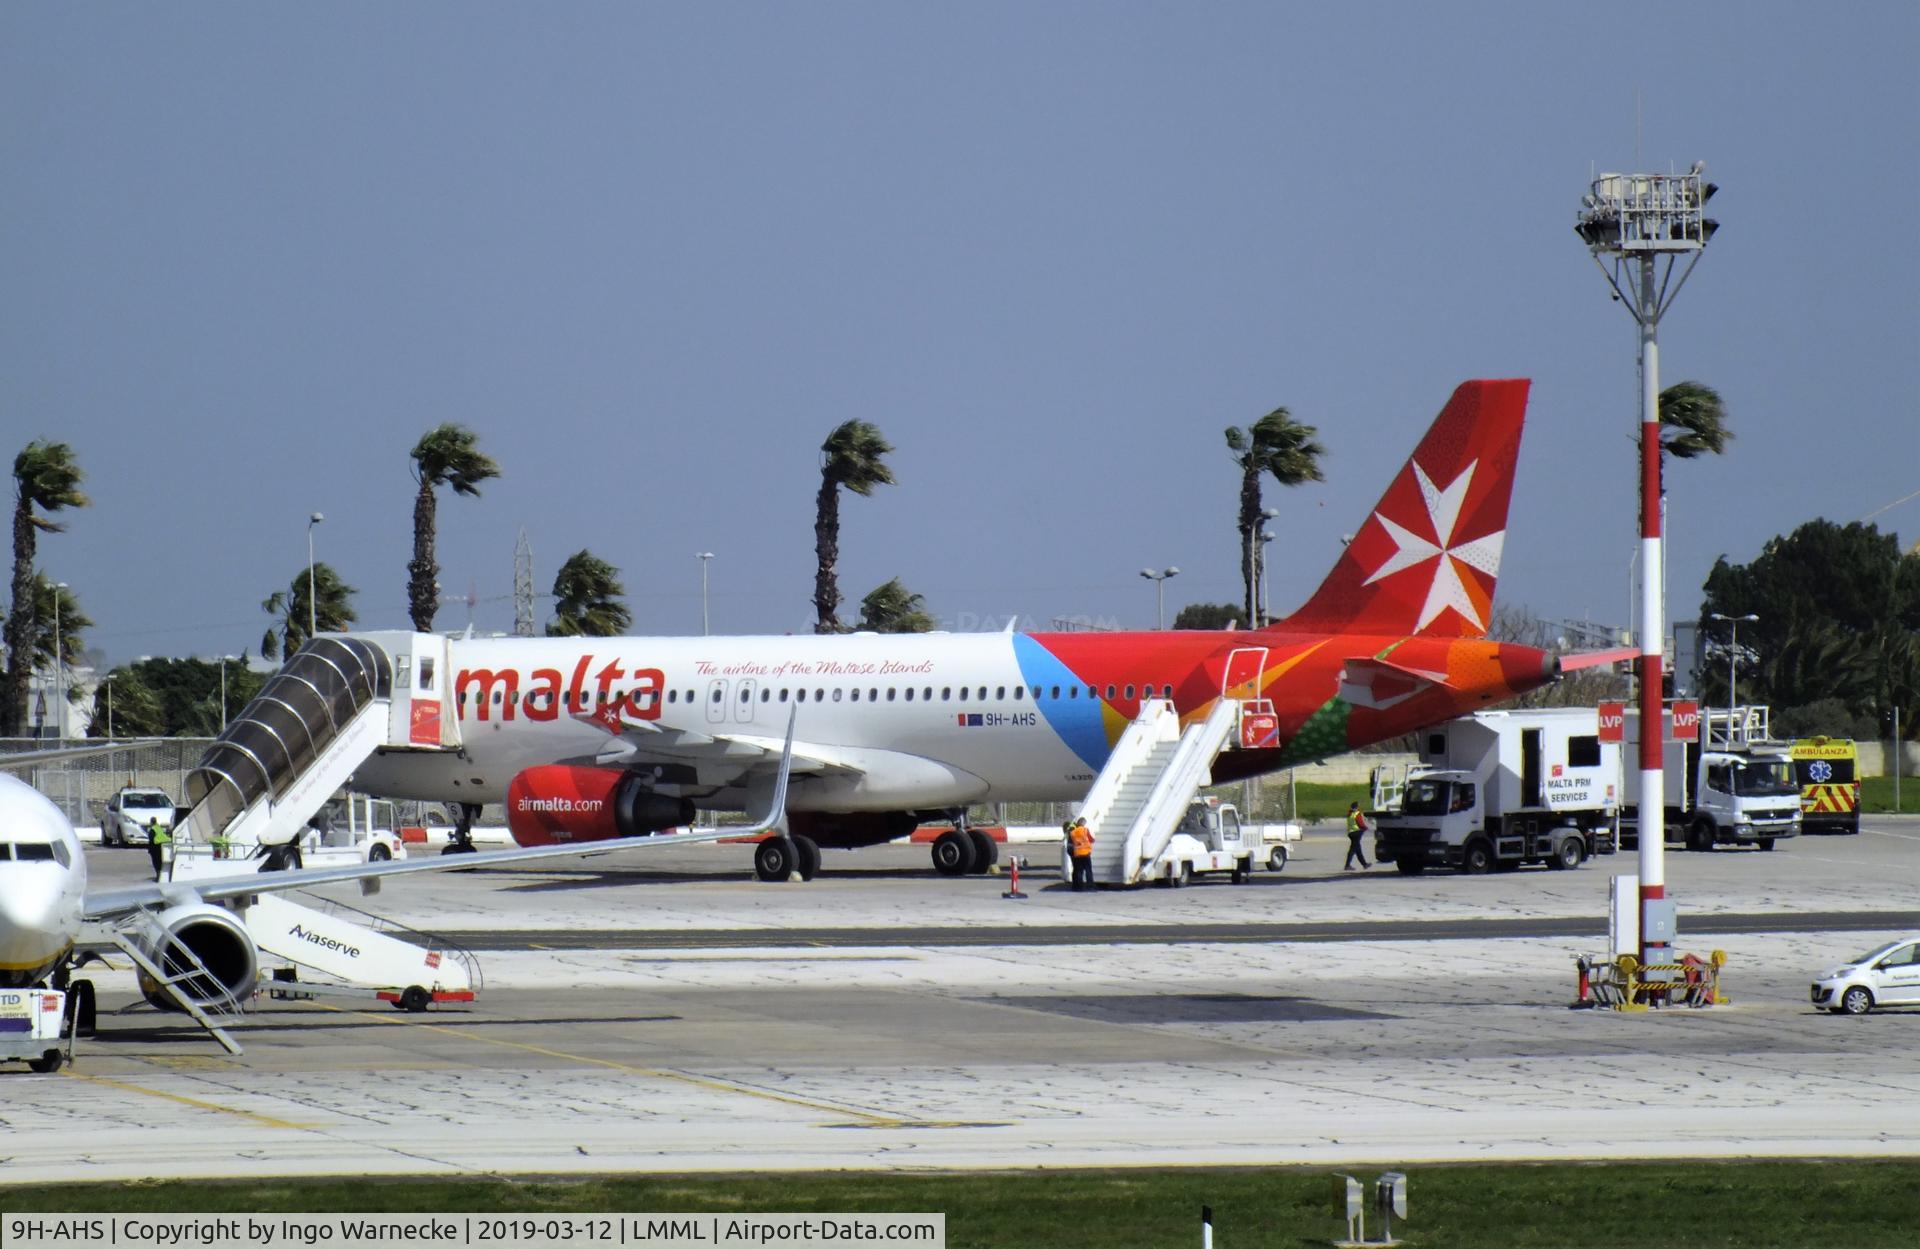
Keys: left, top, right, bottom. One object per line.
{"left": 1579, "top": 950, "right": 1727, "bottom": 1010}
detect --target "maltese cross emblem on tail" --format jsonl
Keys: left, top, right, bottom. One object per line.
{"left": 1361, "top": 458, "right": 1505, "bottom": 632}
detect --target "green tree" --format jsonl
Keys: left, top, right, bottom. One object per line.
{"left": 86, "top": 666, "right": 166, "bottom": 737}
{"left": 407, "top": 424, "right": 501, "bottom": 633}
{"left": 5, "top": 440, "right": 88, "bottom": 735}
{"left": 546, "top": 549, "right": 633, "bottom": 637}
{"left": 261, "top": 563, "right": 359, "bottom": 662}
{"left": 856, "top": 578, "right": 934, "bottom": 633}
{"left": 1699, "top": 519, "right": 1920, "bottom": 738}
{"left": 814, "top": 421, "right": 896, "bottom": 634}
{"left": 1225, "top": 408, "right": 1324, "bottom": 627}
{"left": 1171, "top": 602, "right": 1240, "bottom": 630}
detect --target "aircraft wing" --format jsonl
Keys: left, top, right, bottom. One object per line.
{"left": 1, "top": 739, "right": 166, "bottom": 770}
{"left": 578, "top": 705, "right": 860, "bottom": 778}
{"left": 83, "top": 707, "right": 802, "bottom": 921}
{"left": 81, "top": 825, "right": 749, "bottom": 919}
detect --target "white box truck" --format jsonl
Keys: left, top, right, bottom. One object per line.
{"left": 1372, "top": 708, "right": 1620, "bottom": 875}
{"left": 1620, "top": 706, "right": 1800, "bottom": 851}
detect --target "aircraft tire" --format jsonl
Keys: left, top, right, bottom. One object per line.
{"left": 793, "top": 834, "right": 821, "bottom": 881}
{"left": 965, "top": 829, "right": 998, "bottom": 874}
{"left": 930, "top": 830, "right": 976, "bottom": 877}
{"left": 755, "top": 837, "right": 797, "bottom": 882}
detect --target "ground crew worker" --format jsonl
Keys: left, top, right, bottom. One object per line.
{"left": 147, "top": 818, "right": 174, "bottom": 880}
{"left": 1344, "top": 802, "right": 1371, "bottom": 871}
{"left": 1067, "top": 817, "right": 1095, "bottom": 891}
{"left": 211, "top": 826, "right": 231, "bottom": 861}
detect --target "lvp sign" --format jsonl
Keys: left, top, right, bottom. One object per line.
{"left": 1596, "top": 699, "right": 1697, "bottom": 742}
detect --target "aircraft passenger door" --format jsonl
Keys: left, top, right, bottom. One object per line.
{"left": 1221, "top": 647, "right": 1268, "bottom": 704}
{"left": 734, "top": 678, "right": 758, "bottom": 724}
{"left": 705, "top": 678, "right": 729, "bottom": 724}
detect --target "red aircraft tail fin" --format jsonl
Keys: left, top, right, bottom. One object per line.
{"left": 1271, "top": 379, "right": 1530, "bottom": 639}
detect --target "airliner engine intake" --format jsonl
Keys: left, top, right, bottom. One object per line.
{"left": 506, "top": 766, "right": 694, "bottom": 846}
{"left": 136, "top": 903, "right": 259, "bottom": 1012}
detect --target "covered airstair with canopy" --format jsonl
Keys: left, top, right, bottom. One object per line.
{"left": 174, "top": 632, "right": 461, "bottom": 860}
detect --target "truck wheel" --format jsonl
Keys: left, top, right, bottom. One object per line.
{"left": 1759, "top": 837, "right": 1776, "bottom": 852}
{"left": 1551, "top": 837, "right": 1584, "bottom": 870}
{"left": 28, "top": 1049, "right": 63, "bottom": 1074}
{"left": 1396, "top": 859, "right": 1425, "bottom": 876}
{"left": 398, "top": 986, "right": 433, "bottom": 1013}
{"left": 1230, "top": 862, "right": 1247, "bottom": 884}
{"left": 1687, "top": 820, "right": 1715, "bottom": 853}
{"left": 1267, "top": 845, "right": 1289, "bottom": 871}
{"left": 1462, "top": 840, "right": 1494, "bottom": 875}
{"left": 369, "top": 844, "right": 392, "bottom": 863}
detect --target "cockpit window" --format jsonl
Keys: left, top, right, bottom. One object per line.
{"left": 7, "top": 842, "right": 57, "bottom": 862}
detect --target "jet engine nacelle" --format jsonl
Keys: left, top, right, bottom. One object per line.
{"left": 505, "top": 766, "right": 694, "bottom": 846}
{"left": 136, "top": 903, "right": 259, "bottom": 1012}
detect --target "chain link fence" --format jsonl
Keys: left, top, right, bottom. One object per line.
{"left": 0, "top": 737, "right": 214, "bottom": 830}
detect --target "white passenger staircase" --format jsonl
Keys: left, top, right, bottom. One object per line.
{"left": 241, "top": 893, "right": 479, "bottom": 999}
{"left": 1080, "top": 698, "right": 1243, "bottom": 885}
{"left": 172, "top": 632, "right": 461, "bottom": 864}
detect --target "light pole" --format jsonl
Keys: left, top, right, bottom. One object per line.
{"left": 1139, "top": 567, "right": 1179, "bottom": 630}
{"left": 219, "top": 653, "right": 239, "bottom": 731}
{"left": 1577, "top": 162, "right": 1717, "bottom": 967}
{"left": 52, "top": 581, "right": 68, "bottom": 743}
{"left": 1259, "top": 529, "right": 1276, "bottom": 623}
{"left": 697, "top": 552, "right": 715, "bottom": 636}
{"left": 1708, "top": 613, "right": 1758, "bottom": 737}
{"left": 1251, "top": 507, "right": 1278, "bottom": 625}
{"left": 306, "top": 512, "right": 325, "bottom": 646}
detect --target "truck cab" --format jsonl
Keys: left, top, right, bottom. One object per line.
{"left": 1683, "top": 748, "right": 1801, "bottom": 850}
{"left": 1141, "top": 798, "right": 1263, "bottom": 885}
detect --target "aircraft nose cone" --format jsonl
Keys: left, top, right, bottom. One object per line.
{"left": 0, "top": 879, "right": 65, "bottom": 978}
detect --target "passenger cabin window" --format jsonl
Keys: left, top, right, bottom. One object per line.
{"left": 958, "top": 687, "right": 968, "bottom": 702}
{"left": 797, "top": 689, "right": 807, "bottom": 702}
{"left": 1568, "top": 735, "right": 1601, "bottom": 768}
{"left": 942, "top": 687, "right": 952, "bottom": 701}
{"left": 1013, "top": 686, "right": 1023, "bottom": 700}
{"left": 780, "top": 689, "right": 789, "bottom": 702}
{"left": 904, "top": 688, "right": 914, "bottom": 701}
{"left": 1068, "top": 687, "right": 1077, "bottom": 699}
{"left": 1105, "top": 685, "right": 1116, "bottom": 699}
{"left": 887, "top": 688, "right": 897, "bottom": 701}
{"left": 1125, "top": 684, "right": 1135, "bottom": 699}
{"left": 833, "top": 689, "right": 843, "bottom": 702}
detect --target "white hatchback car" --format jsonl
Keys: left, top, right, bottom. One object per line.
{"left": 1811, "top": 937, "right": 1920, "bottom": 1015}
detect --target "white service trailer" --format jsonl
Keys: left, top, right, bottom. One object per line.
{"left": 1373, "top": 707, "right": 1620, "bottom": 874}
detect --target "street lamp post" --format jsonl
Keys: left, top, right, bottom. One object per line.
{"left": 306, "top": 512, "right": 325, "bottom": 646}
{"left": 52, "top": 581, "right": 68, "bottom": 743}
{"left": 1708, "top": 612, "right": 1759, "bottom": 738}
{"left": 1251, "top": 507, "right": 1278, "bottom": 626}
{"left": 219, "top": 653, "right": 239, "bottom": 732}
{"left": 697, "top": 553, "right": 715, "bottom": 636}
{"left": 1259, "top": 530, "right": 1276, "bottom": 624}
{"left": 1139, "top": 567, "right": 1180, "bottom": 630}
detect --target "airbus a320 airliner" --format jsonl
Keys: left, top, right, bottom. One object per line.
{"left": 339, "top": 379, "right": 1596, "bottom": 880}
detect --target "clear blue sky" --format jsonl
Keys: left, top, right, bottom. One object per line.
{"left": 4, "top": 4, "right": 1914, "bottom": 665}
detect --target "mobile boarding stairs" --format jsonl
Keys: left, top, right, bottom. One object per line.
{"left": 1074, "top": 695, "right": 1277, "bottom": 886}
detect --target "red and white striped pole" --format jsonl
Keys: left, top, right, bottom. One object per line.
{"left": 1635, "top": 258, "right": 1669, "bottom": 970}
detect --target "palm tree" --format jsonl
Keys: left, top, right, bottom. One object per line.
{"left": 261, "top": 563, "right": 358, "bottom": 662}
{"left": 1225, "top": 408, "right": 1324, "bottom": 626}
{"left": 407, "top": 424, "right": 501, "bottom": 633}
{"left": 814, "top": 421, "right": 895, "bottom": 634}
{"left": 87, "top": 666, "right": 165, "bottom": 737}
{"left": 1659, "top": 380, "right": 1732, "bottom": 461}
{"left": 5, "top": 441, "right": 89, "bottom": 735}
{"left": 857, "top": 578, "right": 934, "bottom": 633}
{"left": 546, "top": 549, "right": 633, "bottom": 637}
{"left": 26, "top": 575, "right": 90, "bottom": 673}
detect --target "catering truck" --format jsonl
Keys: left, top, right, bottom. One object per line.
{"left": 1371, "top": 708, "right": 1620, "bottom": 875}
{"left": 1619, "top": 705, "right": 1801, "bottom": 851}
{"left": 1790, "top": 735, "right": 1861, "bottom": 835}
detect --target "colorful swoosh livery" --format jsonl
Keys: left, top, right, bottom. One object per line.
{"left": 350, "top": 380, "right": 1563, "bottom": 871}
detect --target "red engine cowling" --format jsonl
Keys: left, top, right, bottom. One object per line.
{"left": 506, "top": 767, "right": 693, "bottom": 846}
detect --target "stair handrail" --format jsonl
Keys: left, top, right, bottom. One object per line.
{"left": 1122, "top": 699, "right": 1240, "bottom": 879}
{"left": 1075, "top": 700, "right": 1182, "bottom": 834}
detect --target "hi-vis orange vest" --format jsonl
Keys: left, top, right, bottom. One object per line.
{"left": 1068, "top": 825, "right": 1094, "bottom": 857}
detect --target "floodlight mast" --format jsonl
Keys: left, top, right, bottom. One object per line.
{"left": 1576, "top": 165, "right": 1718, "bottom": 968}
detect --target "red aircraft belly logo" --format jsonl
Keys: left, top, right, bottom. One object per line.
{"left": 1362, "top": 458, "right": 1504, "bottom": 632}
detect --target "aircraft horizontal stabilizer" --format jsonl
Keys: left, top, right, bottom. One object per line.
{"left": 1556, "top": 646, "right": 1639, "bottom": 673}
{"left": 1337, "top": 655, "right": 1450, "bottom": 711}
